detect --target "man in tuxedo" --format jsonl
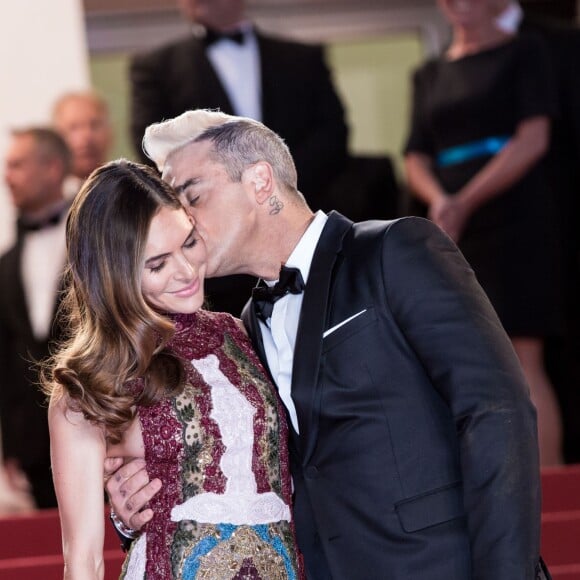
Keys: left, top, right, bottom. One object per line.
{"left": 52, "top": 91, "right": 113, "bottom": 199}
{"left": 0, "top": 128, "right": 71, "bottom": 508}
{"left": 106, "top": 110, "right": 547, "bottom": 579}
{"left": 130, "top": 0, "right": 349, "bottom": 316}
{"left": 131, "top": 0, "right": 348, "bottom": 204}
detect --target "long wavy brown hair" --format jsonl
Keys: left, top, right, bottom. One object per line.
{"left": 43, "top": 159, "right": 187, "bottom": 444}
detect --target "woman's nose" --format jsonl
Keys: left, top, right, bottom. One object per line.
{"left": 175, "top": 254, "right": 195, "bottom": 280}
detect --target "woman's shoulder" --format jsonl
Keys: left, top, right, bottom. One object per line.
{"left": 410, "top": 56, "right": 450, "bottom": 90}
{"left": 412, "top": 57, "right": 441, "bottom": 79}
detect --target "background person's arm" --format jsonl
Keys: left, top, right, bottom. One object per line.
{"left": 405, "top": 116, "right": 550, "bottom": 241}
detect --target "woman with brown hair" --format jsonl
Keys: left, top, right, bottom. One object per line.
{"left": 44, "top": 159, "right": 302, "bottom": 579}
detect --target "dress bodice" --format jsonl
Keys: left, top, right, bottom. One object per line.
{"left": 121, "top": 310, "right": 302, "bottom": 579}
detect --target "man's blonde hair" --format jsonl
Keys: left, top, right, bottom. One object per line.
{"left": 143, "top": 109, "right": 299, "bottom": 193}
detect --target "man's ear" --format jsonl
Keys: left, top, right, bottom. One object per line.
{"left": 244, "top": 161, "right": 274, "bottom": 204}
{"left": 47, "top": 157, "right": 67, "bottom": 185}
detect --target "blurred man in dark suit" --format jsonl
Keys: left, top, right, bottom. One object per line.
{"left": 52, "top": 91, "right": 113, "bottom": 199}
{"left": 0, "top": 128, "right": 71, "bottom": 508}
{"left": 129, "top": 0, "right": 349, "bottom": 316}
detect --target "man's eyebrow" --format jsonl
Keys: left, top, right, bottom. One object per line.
{"left": 173, "top": 178, "right": 197, "bottom": 195}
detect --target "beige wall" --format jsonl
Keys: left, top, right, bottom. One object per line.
{"left": 0, "top": 0, "right": 90, "bottom": 254}
{"left": 90, "top": 54, "right": 136, "bottom": 161}
{"left": 328, "top": 32, "right": 423, "bottom": 176}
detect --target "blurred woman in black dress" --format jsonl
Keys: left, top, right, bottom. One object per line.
{"left": 404, "top": 0, "right": 564, "bottom": 465}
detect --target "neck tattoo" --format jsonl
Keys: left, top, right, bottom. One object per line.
{"left": 268, "top": 195, "right": 284, "bottom": 215}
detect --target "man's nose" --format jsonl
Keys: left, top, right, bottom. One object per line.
{"left": 184, "top": 205, "right": 196, "bottom": 218}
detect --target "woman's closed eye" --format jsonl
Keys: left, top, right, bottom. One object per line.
{"left": 148, "top": 259, "right": 166, "bottom": 274}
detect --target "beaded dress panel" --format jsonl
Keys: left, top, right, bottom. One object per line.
{"left": 120, "top": 310, "right": 303, "bottom": 579}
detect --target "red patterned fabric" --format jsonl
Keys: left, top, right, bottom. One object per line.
{"left": 123, "top": 311, "right": 301, "bottom": 579}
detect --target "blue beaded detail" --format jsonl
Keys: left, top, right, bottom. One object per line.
{"left": 182, "top": 523, "right": 297, "bottom": 580}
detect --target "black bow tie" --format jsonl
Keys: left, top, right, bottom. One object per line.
{"left": 18, "top": 211, "right": 65, "bottom": 233}
{"left": 252, "top": 265, "right": 305, "bottom": 323}
{"left": 203, "top": 27, "right": 245, "bottom": 47}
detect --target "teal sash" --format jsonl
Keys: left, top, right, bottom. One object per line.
{"left": 437, "top": 136, "right": 510, "bottom": 167}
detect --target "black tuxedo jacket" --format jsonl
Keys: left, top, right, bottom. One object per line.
{"left": 0, "top": 233, "right": 64, "bottom": 507}
{"left": 243, "top": 213, "right": 543, "bottom": 579}
{"left": 130, "top": 29, "right": 348, "bottom": 203}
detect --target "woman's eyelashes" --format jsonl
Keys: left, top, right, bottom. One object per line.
{"left": 147, "top": 236, "right": 197, "bottom": 275}
{"left": 148, "top": 260, "right": 166, "bottom": 274}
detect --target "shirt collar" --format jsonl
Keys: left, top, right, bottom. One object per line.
{"left": 496, "top": 1, "right": 523, "bottom": 33}
{"left": 283, "top": 211, "right": 327, "bottom": 285}
{"left": 192, "top": 20, "right": 255, "bottom": 41}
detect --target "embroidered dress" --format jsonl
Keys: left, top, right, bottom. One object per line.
{"left": 120, "top": 310, "right": 302, "bottom": 579}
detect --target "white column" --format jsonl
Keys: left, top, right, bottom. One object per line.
{"left": 0, "top": 0, "right": 90, "bottom": 253}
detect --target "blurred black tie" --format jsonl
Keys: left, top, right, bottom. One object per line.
{"left": 18, "top": 211, "right": 64, "bottom": 233}
{"left": 203, "top": 27, "right": 245, "bottom": 47}
{"left": 252, "top": 265, "right": 305, "bottom": 323}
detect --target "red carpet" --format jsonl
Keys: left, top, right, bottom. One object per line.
{"left": 0, "top": 466, "right": 578, "bottom": 578}
{"left": 541, "top": 465, "right": 580, "bottom": 580}
{"left": 0, "top": 508, "right": 123, "bottom": 579}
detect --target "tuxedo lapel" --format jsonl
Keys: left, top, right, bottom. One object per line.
{"left": 1, "top": 241, "right": 35, "bottom": 341}
{"left": 256, "top": 33, "right": 276, "bottom": 125}
{"left": 242, "top": 299, "right": 268, "bottom": 371}
{"left": 184, "top": 38, "right": 236, "bottom": 114}
{"left": 292, "top": 212, "right": 352, "bottom": 462}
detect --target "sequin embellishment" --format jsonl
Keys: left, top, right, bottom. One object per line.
{"left": 171, "top": 354, "right": 291, "bottom": 525}
{"left": 120, "top": 311, "right": 302, "bottom": 579}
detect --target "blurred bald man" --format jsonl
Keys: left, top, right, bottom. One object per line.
{"left": 52, "top": 91, "right": 113, "bottom": 198}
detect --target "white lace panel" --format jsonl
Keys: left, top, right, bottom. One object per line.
{"left": 171, "top": 354, "right": 291, "bottom": 525}
{"left": 122, "top": 533, "right": 146, "bottom": 579}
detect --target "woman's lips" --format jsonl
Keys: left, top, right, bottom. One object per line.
{"left": 171, "top": 278, "right": 200, "bottom": 298}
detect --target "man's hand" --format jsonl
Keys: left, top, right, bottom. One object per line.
{"left": 104, "top": 457, "right": 161, "bottom": 531}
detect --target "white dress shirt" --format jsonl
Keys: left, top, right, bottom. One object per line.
{"left": 62, "top": 174, "right": 83, "bottom": 200}
{"left": 21, "top": 216, "right": 67, "bottom": 341}
{"left": 259, "top": 211, "right": 328, "bottom": 433}
{"left": 205, "top": 22, "right": 262, "bottom": 121}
